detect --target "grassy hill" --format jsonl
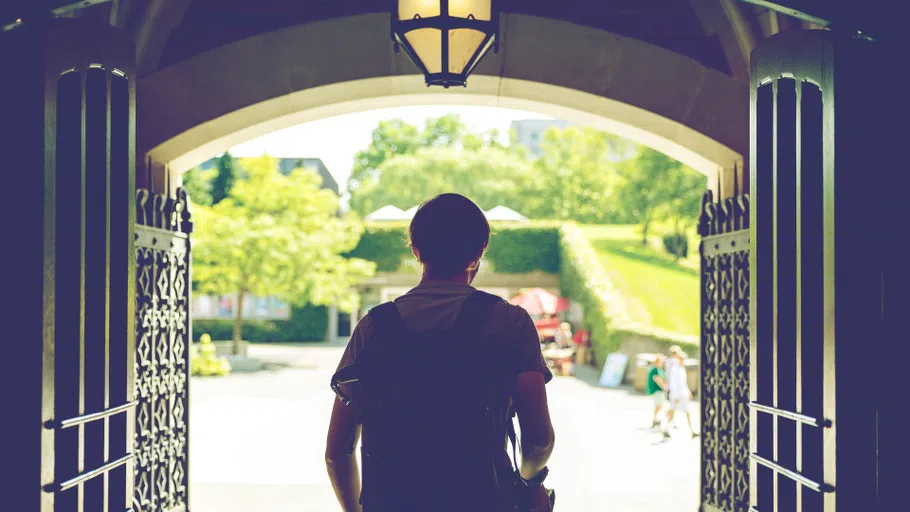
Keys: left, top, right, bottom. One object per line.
{"left": 578, "top": 224, "right": 699, "bottom": 337}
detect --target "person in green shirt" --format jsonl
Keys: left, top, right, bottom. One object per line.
{"left": 646, "top": 354, "right": 668, "bottom": 428}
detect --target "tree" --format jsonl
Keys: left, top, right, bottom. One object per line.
{"left": 659, "top": 166, "right": 706, "bottom": 259}
{"left": 348, "top": 119, "right": 422, "bottom": 205}
{"left": 348, "top": 114, "right": 504, "bottom": 215}
{"left": 192, "top": 156, "right": 375, "bottom": 354}
{"left": 526, "top": 127, "right": 630, "bottom": 223}
{"left": 181, "top": 167, "right": 216, "bottom": 206}
{"left": 349, "top": 146, "right": 536, "bottom": 214}
{"left": 210, "top": 152, "right": 238, "bottom": 204}
{"left": 616, "top": 149, "right": 681, "bottom": 244}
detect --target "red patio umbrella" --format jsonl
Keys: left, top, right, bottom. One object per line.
{"left": 509, "top": 288, "right": 569, "bottom": 316}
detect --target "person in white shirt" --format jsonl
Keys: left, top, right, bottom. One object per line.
{"left": 664, "top": 351, "right": 699, "bottom": 439}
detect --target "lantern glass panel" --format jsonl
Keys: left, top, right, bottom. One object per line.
{"left": 448, "top": 0, "right": 492, "bottom": 21}
{"left": 448, "top": 28, "right": 486, "bottom": 73}
{"left": 405, "top": 28, "right": 443, "bottom": 73}
{"left": 398, "top": 0, "right": 441, "bottom": 20}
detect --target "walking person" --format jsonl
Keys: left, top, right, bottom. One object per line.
{"left": 646, "top": 354, "right": 668, "bottom": 428}
{"left": 664, "top": 351, "right": 699, "bottom": 439}
{"left": 325, "top": 193, "right": 556, "bottom": 512}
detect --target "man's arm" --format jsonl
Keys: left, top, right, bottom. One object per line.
{"left": 325, "top": 397, "right": 363, "bottom": 512}
{"left": 653, "top": 374, "right": 667, "bottom": 390}
{"left": 513, "top": 371, "right": 556, "bottom": 480}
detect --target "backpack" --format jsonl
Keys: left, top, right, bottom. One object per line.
{"left": 331, "top": 291, "right": 521, "bottom": 512}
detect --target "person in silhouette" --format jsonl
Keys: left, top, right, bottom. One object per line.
{"left": 325, "top": 193, "right": 556, "bottom": 512}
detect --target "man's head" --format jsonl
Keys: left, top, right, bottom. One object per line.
{"left": 654, "top": 354, "right": 666, "bottom": 367}
{"left": 408, "top": 193, "right": 491, "bottom": 280}
{"left": 669, "top": 345, "right": 681, "bottom": 357}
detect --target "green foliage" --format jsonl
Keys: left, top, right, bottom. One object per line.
{"left": 659, "top": 166, "right": 706, "bottom": 246}
{"left": 485, "top": 225, "right": 561, "bottom": 274}
{"left": 525, "top": 127, "right": 634, "bottom": 223}
{"left": 182, "top": 167, "right": 215, "bottom": 206}
{"left": 190, "top": 334, "right": 231, "bottom": 377}
{"left": 192, "top": 304, "right": 330, "bottom": 343}
{"left": 662, "top": 233, "right": 689, "bottom": 259}
{"left": 619, "top": 148, "right": 682, "bottom": 244}
{"left": 347, "top": 114, "right": 515, "bottom": 216}
{"left": 350, "top": 146, "right": 537, "bottom": 216}
{"left": 192, "top": 155, "right": 375, "bottom": 350}
{"left": 558, "top": 224, "right": 619, "bottom": 368}
{"left": 210, "top": 152, "right": 237, "bottom": 205}
{"left": 344, "top": 224, "right": 411, "bottom": 272}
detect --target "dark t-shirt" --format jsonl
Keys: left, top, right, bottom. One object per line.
{"left": 336, "top": 282, "right": 553, "bottom": 383}
{"left": 336, "top": 283, "right": 553, "bottom": 487}
{"left": 646, "top": 366, "right": 665, "bottom": 395}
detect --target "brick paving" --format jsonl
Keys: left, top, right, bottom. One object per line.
{"left": 189, "top": 344, "right": 699, "bottom": 511}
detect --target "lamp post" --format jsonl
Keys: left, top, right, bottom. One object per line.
{"left": 391, "top": 0, "right": 500, "bottom": 88}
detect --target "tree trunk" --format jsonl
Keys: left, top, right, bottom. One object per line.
{"left": 232, "top": 290, "right": 245, "bottom": 355}
{"left": 641, "top": 219, "right": 651, "bottom": 245}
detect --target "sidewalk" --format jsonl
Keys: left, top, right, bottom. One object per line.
{"left": 190, "top": 344, "right": 699, "bottom": 511}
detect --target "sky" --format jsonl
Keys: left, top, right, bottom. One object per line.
{"left": 228, "top": 105, "right": 554, "bottom": 190}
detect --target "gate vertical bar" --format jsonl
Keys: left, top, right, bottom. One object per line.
{"left": 750, "top": 28, "right": 885, "bottom": 511}
{"left": 2, "top": 17, "right": 135, "bottom": 511}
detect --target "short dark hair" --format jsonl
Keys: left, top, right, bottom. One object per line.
{"left": 408, "top": 193, "right": 490, "bottom": 278}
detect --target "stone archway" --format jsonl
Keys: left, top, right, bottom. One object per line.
{"left": 138, "top": 12, "right": 747, "bottom": 196}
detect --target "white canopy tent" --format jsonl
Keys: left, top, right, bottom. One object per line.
{"left": 484, "top": 205, "right": 528, "bottom": 222}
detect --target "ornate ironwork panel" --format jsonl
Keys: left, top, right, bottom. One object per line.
{"left": 699, "top": 189, "right": 751, "bottom": 512}
{"left": 134, "top": 188, "right": 193, "bottom": 512}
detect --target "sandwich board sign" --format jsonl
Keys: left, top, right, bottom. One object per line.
{"left": 599, "top": 353, "right": 629, "bottom": 388}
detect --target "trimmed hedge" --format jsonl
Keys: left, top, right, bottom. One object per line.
{"left": 346, "top": 222, "right": 561, "bottom": 274}
{"left": 558, "top": 223, "right": 618, "bottom": 369}
{"left": 192, "top": 304, "right": 329, "bottom": 342}
{"left": 486, "top": 225, "right": 560, "bottom": 274}
{"left": 344, "top": 223, "right": 410, "bottom": 272}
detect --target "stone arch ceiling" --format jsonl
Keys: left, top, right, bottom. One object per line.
{"left": 157, "top": 0, "right": 733, "bottom": 77}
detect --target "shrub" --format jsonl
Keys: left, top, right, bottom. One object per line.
{"left": 191, "top": 334, "right": 231, "bottom": 376}
{"left": 192, "top": 304, "right": 329, "bottom": 343}
{"left": 485, "top": 224, "right": 561, "bottom": 274}
{"left": 662, "top": 233, "right": 688, "bottom": 259}
{"left": 558, "top": 223, "right": 618, "bottom": 369}
{"left": 344, "top": 224, "right": 410, "bottom": 271}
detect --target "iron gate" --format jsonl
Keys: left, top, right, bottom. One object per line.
{"left": 699, "top": 188, "right": 751, "bottom": 512}
{"left": 133, "top": 188, "right": 193, "bottom": 512}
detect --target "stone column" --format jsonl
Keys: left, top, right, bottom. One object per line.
{"left": 326, "top": 304, "right": 339, "bottom": 343}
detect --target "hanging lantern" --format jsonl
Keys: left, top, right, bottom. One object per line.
{"left": 391, "top": 0, "right": 500, "bottom": 88}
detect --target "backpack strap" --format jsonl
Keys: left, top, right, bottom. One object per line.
{"left": 451, "top": 290, "right": 503, "bottom": 338}
{"left": 368, "top": 301, "right": 407, "bottom": 338}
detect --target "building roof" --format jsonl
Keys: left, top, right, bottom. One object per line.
{"left": 364, "top": 205, "right": 407, "bottom": 222}
{"left": 485, "top": 206, "right": 528, "bottom": 222}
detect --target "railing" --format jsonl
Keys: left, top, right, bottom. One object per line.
{"left": 44, "top": 401, "right": 137, "bottom": 430}
{"left": 748, "top": 401, "right": 831, "bottom": 428}
{"left": 750, "top": 453, "right": 835, "bottom": 494}
{"left": 45, "top": 453, "right": 134, "bottom": 493}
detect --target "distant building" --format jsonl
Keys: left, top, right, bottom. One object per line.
{"left": 510, "top": 119, "right": 571, "bottom": 158}
{"left": 199, "top": 156, "right": 340, "bottom": 195}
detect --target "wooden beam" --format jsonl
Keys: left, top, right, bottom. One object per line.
{"left": 689, "top": 0, "right": 755, "bottom": 80}
{"left": 134, "top": 0, "right": 192, "bottom": 76}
